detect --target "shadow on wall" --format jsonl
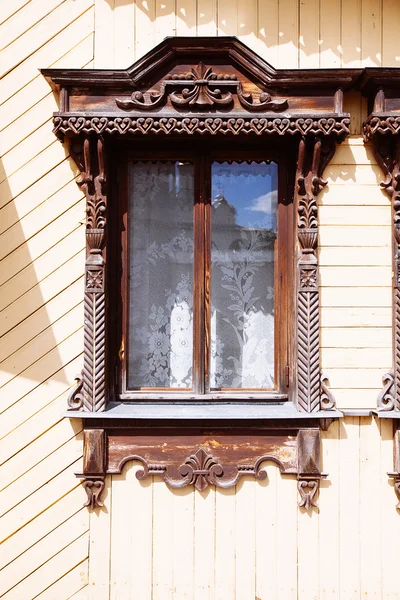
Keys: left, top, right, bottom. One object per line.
{"left": 97, "top": 0, "right": 400, "bottom": 69}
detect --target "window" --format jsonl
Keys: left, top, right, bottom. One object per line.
{"left": 113, "top": 144, "right": 294, "bottom": 401}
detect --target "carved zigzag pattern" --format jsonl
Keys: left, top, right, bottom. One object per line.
{"left": 83, "top": 291, "right": 106, "bottom": 412}
{"left": 297, "top": 290, "right": 320, "bottom": 412}
{"left": 395, "top": 287, "right": 400, "bottom": 410}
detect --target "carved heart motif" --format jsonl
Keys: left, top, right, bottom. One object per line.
{"left": 68, "top": 116, "right": 85, "bottom": 134}
{"left": 114, "top": 117, "right": 132, "bottom": 134}
{"left": 297, "top": 118, "right": 313, "bottom": 135}
{"left": 204, "top": 118, "right": 222, "bottom": 134}
{"left": 273, "top": 118, "right": 290, "bottom": 135}
{"left": 227, "top": 118, "right": 244, "bottom": 135}
{"left": 318, "top": 118, "right": 335, "bottom": 135}
{"left": 158, "top": 118, "right": 177, "bottom": 134}
{"left": 387, "top": 116, "right": 400, "bottom": 134}
{"left": 251, "top": 118, "right": 267, "bottom": 134}
{"left": 91, "top": 117, "right": 108, "bottom": 134}
{"left": 181, "top": 118, "right": 199, "bottom": 134}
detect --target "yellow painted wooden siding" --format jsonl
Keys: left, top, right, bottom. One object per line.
{"left": 0, "top": 1, "right": 399, "bottom": 599}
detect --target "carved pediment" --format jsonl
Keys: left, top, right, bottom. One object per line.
{"left": 41, "top": 37, "right": 357, "bottom": 138}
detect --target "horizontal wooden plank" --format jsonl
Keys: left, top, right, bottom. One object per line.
{"left": 2, "top": 533, "right": 88, "bottom": 600}
{"left": 319, "top": 246, "right": 391, "bottom": 266}
{"left": 0, "top": 303, "right": 83, "bottom": 389}
{"left": 0, "top": 433, "right": 83, "bottom": 518}
{"left": 320, "top": 306, "right": 392, "bottom": 327}
{"left": 0, "top": 278, "right": 84, "bottom": 363}
{"left": 0, "top": 509, "right": 88, "bottom": 595}
{"left": 0, "top": 328, "right": 84, "bottom": 413}
{"left": 319, "top": 184, "right": 389, "bottom": 206}
{"left": 0, "top": 229, "right": 84, "bottom": 312}
{"left": 330, "top": 388, "right": 380, "bottom": 409}
{"left": 0, "top": 203, "right": 84, "bottom": 286}
{"left": 321, "top": 347, "right": 392, "bottom": 368}
{"left": 321, "top": 327, "right": 391, "bottom": 348}
{"left": 0, "top": 0, "right": 64, "bottom": 53}
{"left": 325, "top": 368, "right": 386, "bottom": 389}
{"left": 0, "top": 418, "right": 81, "bottom": 492}
{"left": 0, "top": 8, "right": 94, "bottom": 104}
{"left": 0, "top": 0, "right": 94, "bottom": 78}
{"left": 35, "top": 560, "right": 88, "bottom": 600}
{"left": 330, "top": 141, "right": 377, "bottom": 166}
{"left": 319, "top": 205, "right": 390, "bottom": 226}
{"left": 0, "top": 34, "right": 94, "bottom": 133}
{"left": 0, "top": 486, "right": 86, "bottom": 571}
{"left": 0, "top": 178, "right": 83, "bottom": 260}
{"left": 0, "top": 356, "right": 83, "bottom": 439}
{"left": 320, "top": 286, "right": 392, "bottom": 307}
{"left": 320, "top": 266, "right": 392, "bottom": 287}
{"left": 325, "top": 164, "right": 383, "bottom": 185}
{"left": 0, "top": 251, "right": 84, "bottom": 337}
{"left": 0, "top": 0, "right": 30, "bottom": 27}
{"left": 319, "top": 225, "right": 391, "bottom": 247}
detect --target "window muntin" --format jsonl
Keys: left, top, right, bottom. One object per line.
{"left": 119, "top": 151, "right": 289, "bottom": 399}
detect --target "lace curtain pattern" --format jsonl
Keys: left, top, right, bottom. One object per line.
{"left": 128, "top": 160, "right": 278, "bottom": 391}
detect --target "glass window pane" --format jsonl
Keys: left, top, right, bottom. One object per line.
{"left": 127, "top": 162, "right": 194, "bottom": 389}
{"left": 210, "top": 161, "right": 278, "bottom": 390}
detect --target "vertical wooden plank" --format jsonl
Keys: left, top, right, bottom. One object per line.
{"left": 382, "top": 0, "right": 400, "bottom": 65}
{"left": 235, "top": 479, "right": 256, "bottom": 600}
{"left": 339, "top": 417, "right": 360, "bottom": 598}
{"left": 255, "top": 464, "right": 277, "bottom": 600}
{"left": 215, "top": 487, "right": 235, "bottom": 599}
{"left": 94, "top": 0, "right": 115, "bottom": 68}
{"left": 131, "top": 470, "right": 153, "bottom": 599}
{"left": 359, "top": 416, "right": 382, "bottom": 598}
{"left": 380, "top": 420, "right": 400, "bottom": 599}
{"left": 343, "top": 94, "right": 363, "bottom": 136}
{"left": 320, "top": 0, "right": 341, "bottom": 67}
{"left": 155, "top": 0, "right": 176, "bottom": 44}
{"left": 152, "top": 479, "right": 174, "bottom": 600}
{"left": 197, "top": 0, "right": 217, "bottom": 35}
{"left": 114, "top": 0, "right": 135, "bottom": 68}
{"left": 319, "top": 421, "right": 340, "bottom": 599}
{"left": 172, "top": 488, "right": 195, "bottom": 599}
{"left": 237, "top": 0, "right": 257, "bottom": 50}
{"left": 299, "top": 0, "right": 320, "bottom": 67}
{"left": 193, "top": 488, "right": 215, "bottom": 600}
{"left": 257, "top": 0, "right": 279, "bottom": 64}
{"left": 297, "top": 489, "right": 319, "bottom": 600}
{"left": 217, "top": 0, "right": 238, "bottom": 36}
{"left": 276, "top": 474, "right": 297, "bottom": 599}
{"left": 88, "top": 475, "right": 111, "bottom": 600}
{"left": 110, "top": 466, "right": 134, "bottom": 600}
{"left": 277, "top": 0, "right": 299, "bottom": 68}
{"left": 176, "top": 0, "right": 196, "bottom": 34}
{"left": 135, "top": 0, "right": 156, "bottom": 60}
{"left": 361, "top": 0, "right": 382, "bottom": 66}
{"left": 342, "top": 0, "right": 362, "bottom": 66}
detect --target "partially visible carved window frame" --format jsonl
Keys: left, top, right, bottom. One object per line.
{"left": 41, "top": 37, "right": 354, "bottom": 510}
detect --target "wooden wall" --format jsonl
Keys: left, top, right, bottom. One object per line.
{"left": 0, "top": 0, "right": 399, "bottom": 598}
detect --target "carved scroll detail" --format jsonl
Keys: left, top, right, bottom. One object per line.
{"left": 67, "top": 373, "right": 84, "bottom": 409}
{"left": 296, "top": 137, "right": 337, "bottom": 412}
{"left": 53, "top": 115, "right": 350, "bottom": 139}
{"left": 297, "top": 478, "right": 319, "bottom": 510}
{"left": 370, "top": 134, "right": 400, "bottom": 411}
{"left": 73, "top": 137, "right": 108, "bottom": 412}
{"left": 115, "top": 62, "right": 288, "bottom": 112}
{"left": 83, "top": 478, "right": 105, "bottom": 509}
{"left": 320, "top": 372, "right": 336, "bottom": 410}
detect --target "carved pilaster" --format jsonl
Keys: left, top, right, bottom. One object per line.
{"left": 370, "top": 133, "right": 400, "bottom": 412}
{"left": 296, "top": 137, "right": 337, "bottom": 413}
{"left": 70, "top": 136, "right": 108, "bottom": 412}
{"left": 297, "top": 428, "right": 325, "bottom": 510}
{"left": 79, "top": 428, "right": 106, "bottom": 508}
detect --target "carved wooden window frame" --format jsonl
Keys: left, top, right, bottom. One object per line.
{"left": 42, "top": 37, "right": 357, "bottom": 510}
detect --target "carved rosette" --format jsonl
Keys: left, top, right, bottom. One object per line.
{"left": 68, "top": 137, "right": 107, "bottom": 412}
{"left": 296, "top": 137, "right": 337, "bottom": 412}
{"left": 368, "top": 132, "right": 400, "bottom": 412}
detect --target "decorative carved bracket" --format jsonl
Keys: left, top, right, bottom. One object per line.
{"left": 296, "top": 136, "right": 337, "bottom": 412}
{"left": 77, "top": 425, "right": 326, "bottom": 511}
